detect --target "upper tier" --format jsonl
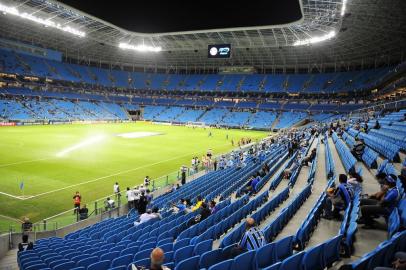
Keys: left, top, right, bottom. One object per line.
{"left": 0, "top": 49, "right": 391, "bottom": 93}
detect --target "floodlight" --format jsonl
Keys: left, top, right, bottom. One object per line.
{"left": 119, "top": 42, "right": 162, "bottom": 52}
{"left": 293, "top": 31, "right": 336, "bottom": 46}
{"left": 0, "top": 2, "right": 85, "bottom": 37}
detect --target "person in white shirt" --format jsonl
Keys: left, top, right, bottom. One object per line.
{"left": 113, "top": 182, "right": 121, "bottom": 200}
{"left": 133, "top": 186, "right": 141, "bottom": 210}
{"left": 134, "top": 209, "right": 156, "bottom": 226}
{"left": 144, "top": 176, "right": 151, "bottom": 187}
{"left": 126, "top": 187, "right": 134, "bottom": 209}
{"left": 105, "top": 197, "right": 115, "bottom": 211}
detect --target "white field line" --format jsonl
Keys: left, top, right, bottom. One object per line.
{"left": 11, "top": 150, "right": 208, "bottom": 200}
{"left": 0, "top": 191, "right": 26, "bottom": 200}
{"left": 0, "top": 157, "right": 51, "bottom": 168}
{"left": 0, "top": 214, "right": 22, "bottom": 223}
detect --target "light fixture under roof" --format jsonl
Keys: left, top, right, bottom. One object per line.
{"left": 0, "top": 2, "right": 85, "bottom": 37}
{"left": 293, "top": 31, "right": 336, "bottom": 46}
{"left": 119, "top": 42, "right": 162, "bottom": 52}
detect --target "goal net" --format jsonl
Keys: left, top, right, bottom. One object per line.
{"left": 186, "top": 121, "right": 206, "bottom": 128}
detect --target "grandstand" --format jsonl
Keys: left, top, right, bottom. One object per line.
{"left": 0, "top": 0, "right": 406, "bottom": 270}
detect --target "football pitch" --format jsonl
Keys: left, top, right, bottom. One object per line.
{"left": 0, "top": 122, "right": 268, "bottom": 232}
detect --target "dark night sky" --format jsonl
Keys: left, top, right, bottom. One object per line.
{"left": 59, "top": 0, "right": 302, "bottom": 33}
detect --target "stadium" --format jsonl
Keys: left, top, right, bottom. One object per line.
{"left": 0, "top": 0, "right": 405, "bottom": 269}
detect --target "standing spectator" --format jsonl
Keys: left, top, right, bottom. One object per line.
{"left": 73, "top": 191, "right": 81, "bottom": 214}
{"left": 209, "top": 200, "right": 217, "bottom": 214}
{"left": 18, "top": 235, "right": 33, "bottom": 252}
{"left": 138, "top": 191, "right": 148, "bottom": 214}
{"left": 145, "top": 189, "right": 153, "bottom": 203}
{"left": 133, "top": 186, "right": 141, "bottom": 210}
{"left": 180, "top": 165, "right": 187, "bottom": 185}
{"left": 213, "top": 159, "right": 218, "bottom": 171}
{"left": 113, "top": 182, "right": 121, "bottom": 201}
{"left": 79, "top": 205, "right": 89, "bottom": 220}
{"left": 144, "top": 176, "right": 151, "bottom": 187}
{"left": 21, "top": 217, "right": 32, "bottom": 233}
{"left": 126, "top": 187, "right": 134, "bottom": 209}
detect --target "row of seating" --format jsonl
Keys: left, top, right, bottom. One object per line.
{"left": 332, "top": 132, "right": 358, "bottom": 173}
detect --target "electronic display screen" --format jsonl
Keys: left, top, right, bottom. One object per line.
{"left": 208, "top": 44, "right": 231, "bottom": 58}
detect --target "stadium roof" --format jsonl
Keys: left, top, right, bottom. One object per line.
{"left": 0, "top": 0, "right": 405, "bottom": 71}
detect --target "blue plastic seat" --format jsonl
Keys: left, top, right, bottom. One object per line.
{"left": 199, "top": 249, "right": 223, "bottom": 269}
{"left": 53, "top": 261, "right": 76, "bottom": 270}
{"left": 25, "top": 263, "right": 48, "bottom": 270}
{"left": 130, "top": 258, "right": 151, "bottom": 269}
{"left": 279, "top": 251, "right": 305, "bottom": 270}
{"left": 263, "top": 262, "right": 281, "bottom": 270}
{"left": 174, "top": 245, "right": 195, "bottom": 265}
{"left": 194, "top": 239, "right": 213, "bottom": 256}
{"left": 256, "top": 242, "right": 277, "bottom": 269}
{"left": 274, "top": 236, "right": 293, "bottom": 260}
{"left": 77, "top": 256, "right": 98, "bottom": 268}
{"left": 100, "top": 251, "right": 120, "bottom": 261}
{"left": 133, "top": 248, "right": 153, "bottom": 261}
{"left": 174, "top": 238, "right": 190, "bottom": 251}
{"left": 87, "top": 260, "right": 110, "bottom": 270}
{"left": 174, "top": 255, "right": 200, "bottom": 270}
{"left": 208, "top": 259, "right": 234, "bottom": 270}
{"left": 111, "top": 254, "right": 133, "bottom": 268}
{"left": 324, "top": 235, "right": 342, "bottom": 267}
{"left": 159, "top": 243, "right": 174, "bottom": 253}
{"left": 302, "top": 243, "right": 325, "bottom": 270}
{"left": 232, "top": 250, "right": 256, "bottom": 270}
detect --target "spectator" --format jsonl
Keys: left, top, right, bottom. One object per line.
{"left": 374, "top": 120, "right": 381, "bottom": 130}
{"left": 126, "top": 187, "right": 135, "bottom": 209}
{"left": 144, "top": 176, "right": 151, "bottom": 187}
{"left": 180, "top": 165, "right": 187, "bottom": 185}
{"left": 209, "top": 200, "right": 217, "bottom": 214}
{"left": 146, "top": 189, "right": 153, "bottom": 203}
{"left": 113, "top": 182, "right": 121, "bottom": 200}
{"left": 18, "top": 234, "right": 33, "bottom": 252}
{"left": 151, "top": 207, "right": 162, "bottom": 220}
{"left": 73, "top": 191, "right": 81, "bottom": 214}
{"left": 133, "top": 186, "right": 141, "bottom": 210}
{"left": 138, "top": 191, "right": 148, "bottom": 214}
{"left": 250, "top": 175, "right": 261, "bottom": 194}
{"left": 172, "top": 199, "right": 187, "bottom": 212}
{"left": 79, "top": 205, "right": 89, "bottom": 220}
{"left": 134, "top": 209, "right": 157, "bottom": 227}
{"left": 302, "top": 148, "right": 317, "bottom": 166}
{"left": 323, "top": 174, "right": 354, "bottom": 220}
{"left": 374, "top": 251, "right": 406, "bottom": 270}
{"left": 131, "top": 247, "right": 171, "bottom": 270}
{"left": 21, "top": 217, "right": 32, "bottom": 233}
{"left": 359, "top": 175, "right": 400, "bottom": 229}
{"left": 191, "top": 196, "right": 203, "bottom": 211}
{"left": 347, "top": 171, "right": 363, "bottom": 191}
{"left": 351, "top": 137, "right": 365, "bottom": 160}
{"left": 104, "top": 197, "right": 115, "bottom": 211}
{"left": 213, "top": 159, "right": 218, "bottom": 171}
{"left": 188, "top": 202, "right": 211, "bottom": 226}
{"left": 230, "top": 217, "right": 266, "bottom": 257}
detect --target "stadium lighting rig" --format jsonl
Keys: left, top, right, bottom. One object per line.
{"left": 119, "top": 42, "right": 162, "bottom": 52}
{"left": 293, "top": 31, "right": 336, "bottom": 46}
{"left": 0, "top": 2, "right": 85, "bottom": 38}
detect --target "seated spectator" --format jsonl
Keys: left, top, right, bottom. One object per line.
{"left": 79, "top": 204, "right": 89, "bottom": 220}
{"left": 172, "top": 199, "right": 187, "bottom": 212}
{"left": 374, "top": 251, "right": 406, "bottom": 270}
{"left": 188, "top": 202, "right": 211, "bottom": 226}
{"left": 104, "top": 197, "right": 115, "bottom": 211}
{"left": 134, "top": 209, "right": 158, "bottom": 227}
{"left": 151, "top": 207, "right": 162, "bottom": 220}
{"left": 230, "top": 217, "right": 266, "bottom": 258}
{"left": 21, "top": 217, "right": 32, "bottom": 233}
{"left": 347, "top": 171, "right": 363, "bottom": 191}
{"left": 374, "top": 120, "right": 381, "bottom": 130}
{"left": 209, "top": 200, "right": 217, "bottom": 214}
{"left": 359, "top": 175, "right": 400, "bottom": 229}
{"left": 302, "top": 148, "right": 317, "bottom": 166}
{"left": 191, "top": 196, "right": 203, "bottom": 211}
{"left": 131, "top": 247, "right": 171, "bottom": 270}
{"left": 18, "top": 234, "right": 33, "bottom": 252}
{"left": 323, "top": 174, "right": 354, "bottom": 220}
{"left": 351, "top": 137, "right": 365, "bottom": 160}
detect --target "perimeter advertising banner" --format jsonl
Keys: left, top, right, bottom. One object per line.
{"left": 0, "top": 122, "right": 16, "bottom": 126}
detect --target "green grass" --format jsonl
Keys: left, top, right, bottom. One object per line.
{"left": 0, "top": 122, "right": 268, "bottom": 231}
